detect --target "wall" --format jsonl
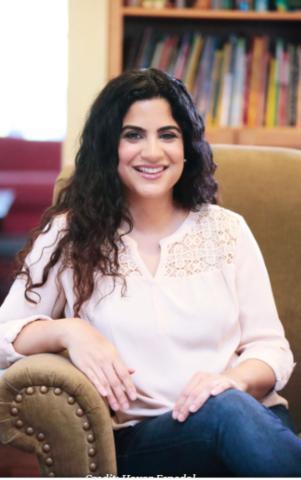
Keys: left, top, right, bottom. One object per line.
{"left": 63, "top": 0, "right": 109, "bottom": 165}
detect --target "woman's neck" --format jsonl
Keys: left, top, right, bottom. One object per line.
{"left": 128, "top": 196, "right": 187, "bottom": 237}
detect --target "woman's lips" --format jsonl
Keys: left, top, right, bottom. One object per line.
{"left": 133, "top": 165, "right": 167, "bottom": 180}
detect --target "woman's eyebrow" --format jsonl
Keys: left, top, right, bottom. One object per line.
{"left": 121, "top": 125, "right": 181, "bottom": 132}
{"left": 158, "top": 126, "right": 181, "bottom": 133}
{"left": 121, "top": 125, "right": 144, "bottom": 132}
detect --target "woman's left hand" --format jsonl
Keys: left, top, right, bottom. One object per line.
{"left": 172, "top": 371, "right": 246, "bottom": 422}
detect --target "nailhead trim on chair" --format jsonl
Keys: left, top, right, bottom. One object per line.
{"left": 9, "top": 385, "right": 100, "bottom": 476}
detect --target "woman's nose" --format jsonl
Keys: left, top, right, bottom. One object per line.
{"left": 141, "top": 138, "right": 163, "bottom": 160}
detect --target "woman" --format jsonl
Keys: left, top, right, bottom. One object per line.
{"left": 0, "top": 68, "right": 300, "bottom": 476}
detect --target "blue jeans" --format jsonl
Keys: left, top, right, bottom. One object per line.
{"left": 114, "top": 389, "right": 301, "bottom": 477}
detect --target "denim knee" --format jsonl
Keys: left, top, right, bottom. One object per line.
{"left": 205, "top": 388, "right": 261, "bottom": 419}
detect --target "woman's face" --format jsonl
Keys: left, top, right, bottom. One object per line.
{"left": 118, "top": 98, "right": 185, "bottom": 204}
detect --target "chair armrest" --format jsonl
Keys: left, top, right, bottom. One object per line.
{"left": 0, "top": 353, "right": 117, "bottom": 477}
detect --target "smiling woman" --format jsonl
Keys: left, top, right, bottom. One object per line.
{"left": 118, "top": 98, "right": 185, "bottom": 202}
{"left": 0, "top": 68, "right": 301, "bottom": 476}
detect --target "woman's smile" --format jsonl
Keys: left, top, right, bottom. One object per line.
{"left": 133, "top": 164, "right": 168, "bottom": 180}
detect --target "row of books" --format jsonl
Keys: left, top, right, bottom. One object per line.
{"left": 209, "top": 0, "right": 301, "bottom": 10}
{"left": 124, "top": 1, "right": 198, "bottom": 7}
{"left": 124, "top": 0, "right": 301, "bottom": 10}
{"left": 208, "top": 0, "right": 301, "bottom": 11}
{"left": 125, "top": 31, "right": 301, "bottom": 127}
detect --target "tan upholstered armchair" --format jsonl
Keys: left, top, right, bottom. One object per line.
{"left": 0, "top": 145, "right": 300, "bottom": 477}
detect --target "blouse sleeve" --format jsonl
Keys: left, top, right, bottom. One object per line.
{"left": 0, "top": 215, "right": 67, "bottom": 368}
{"left": 233, "top": 215, "right": 295, "bottom": 391}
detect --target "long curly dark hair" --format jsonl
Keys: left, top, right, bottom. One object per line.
{"left": 15, "top": 68, "right": 218, "bottom": 316}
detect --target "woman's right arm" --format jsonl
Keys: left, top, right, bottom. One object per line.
{"left": 0, "top": 215, "right": 67, "bottom": 367}
{"left": 13, "top": 317, "right": 137, "bottom": 412}
{"left": 0, "top": 215, "right": 137, "bottom": 410}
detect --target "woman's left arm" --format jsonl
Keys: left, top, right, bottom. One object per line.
{"left": 173, "top": 215, "right": 295, "bottom": 422}
{"left": 229, "top": 216, "right": 295, "bottom": 393}
{"left": 223, "top": 358, "right": 275, "bottom": 399}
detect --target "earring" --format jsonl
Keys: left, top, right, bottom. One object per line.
{"left": 184, "top": 158, "right": 187, "bottom": 163}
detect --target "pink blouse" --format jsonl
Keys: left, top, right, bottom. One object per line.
{"left": 0, "top": 205, "right": 295, "bottom": 428}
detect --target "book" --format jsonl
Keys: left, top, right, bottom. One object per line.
{"left": 194, "top": 36, "right": 216, "bottom": 113}
{"left": 219, "top": 37, "right": 237, "bottom": 126}
{"left": 229, "top": 37, "right": 246, "bottom": 126}
{"left": 158, "top": 35, "right": 179, "bottom": 72}
{"left": 173, "top": 33, "right": 192, "bottom": 80}
{"left": 242, "top": 41, "right": 252, "bottom": 126}
{"left": 150, "top": 36, "right": 166, "bottom": 68}
{"left": 254, "top": 0, "right": 268, "bottom": 10}
{"left": 296, "top": 46, "right": 301, "bottom": 126}
{"left": 247, "top": 37, "right": 269, "bottom": 126}
{"left": 124, "top": 34, "right": 143, "bottom": 69}
{"left": 132, "top": 27, "right": 153, "bottom": 68}
{"left": 200, "top": 40, "right": 218, "bottom": 121}
{"left": 277, "top": 47, "right": 289, "bottom": 126}
{"left": 184, "top": 33, "right": 203, "bottom": 92}
{"left": 211, "top": 0, "right": 224, "bottom": 8}
{"left": 206, "top": 49, "right": 223, "bottom": 126}
{"left": 275, "top": 0, "right": 288, "bottom": 11}
{"left": 194, "top": 0, "right": 211, "bottom": 7}
{"left": 247, "top": 37, "right": 263, "bottom": 126}
{"left": 265, "top": 57, "right": 277, "bottom": 127}
{"left": 286, "top": 0, "right": 301, "bottom": 10}
{"left": 216, "top": 41, "right": 232, "bottom": 126}
{"left": 287, "top": 44, "right": 298, "bottom": 126}
{"left": 235, "top": 0, "right": 253, "bottom": 10}
{"left": 256, "top": 38, "right": 269, "bottom": 126}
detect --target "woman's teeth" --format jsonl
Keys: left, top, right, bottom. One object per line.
{"left": 135, "top": 166, "right": 166, "bottom": 173}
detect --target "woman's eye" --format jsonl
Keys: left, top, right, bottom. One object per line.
{"left": 160, "top": 132, "right": 178, "bottom": 140}
{"left": 123, "top": 131, "right": 142, "bottom": 140}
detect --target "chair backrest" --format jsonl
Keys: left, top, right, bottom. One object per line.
{"left": 54, "top": 144, "right": 301, "bottom": 430}
{"left": 213, "top": 144, "right": 301, "bottom": 430}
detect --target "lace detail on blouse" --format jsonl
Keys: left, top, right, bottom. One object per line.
{"left": 118, "top": 205, "right": 241, "bottom": 278}
{"left": 162, "top": 205, "right": 240, "bottom": 277}
{"left": 118, "top": 244, "right": 142, "bottom": 278}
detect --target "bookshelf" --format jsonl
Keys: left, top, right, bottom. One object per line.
{"left": 109, "top": 1, "right": 301, "bottom": 147}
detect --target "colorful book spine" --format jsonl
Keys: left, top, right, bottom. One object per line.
{"left": 173, "top": 33, "right": 192, "bottom": 80}
{"left": 275, "top": 0, "right": 288, "bottom": 11}
{"left": 207, "top": 49, "right": 223, "bottom": 126}
{"left": 216, "top": 41, "right": 232, "bottom": 126}
{"left": 229, "top": 37, "right": 246, "bottom": 126}
{"left": 265, "top": 58, "right": 277, "bottom": 127}
{"left": 247, "top": 37, "right": 263, "bottom": 127}
{"left": 158, "top": 35, "right": 179, "bottom": 72}
{"left": 195, "top": 37, "right": 216, "bottom": 114}
{"left": 287, "top": 44, "right": 298, "bottom": 126}
{"left": 254, "top": 0, "right": 268, "bottom": 10}
{"left": 277, "top": 48, "right": 289, "bottom": 126}
{"left": 296, "top": 46, "right": 301, "bottom": 126}
{"left": 150, "top": 37, "right": 166, "bottom": 69}
{"left": 242, "top": 49, "right": 252, "bottom": 126}
{"left": 256, "top": 38, "right": 269, "bottom": 126}
{"left": 235, "top": 0, "right": 252, "bottom": 10}
{"left": 184, "top": 33, "right": 203, "bottom": 92}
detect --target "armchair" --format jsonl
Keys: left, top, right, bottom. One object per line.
{"left": 0, "top": 144, "right": 300, "bottom": 477}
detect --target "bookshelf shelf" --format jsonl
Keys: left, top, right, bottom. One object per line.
{"left": 206, "top": 127, "right": 301, "bottom": 147}
{"left": 109, "top": 0, "right": 301, "bottom": 148}
{"left": 122, "top": 7, "right": 301, "bottom": 21}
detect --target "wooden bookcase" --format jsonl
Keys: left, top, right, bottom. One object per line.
{"left": 108, "top": 0, "right": 301, "bottom": 147}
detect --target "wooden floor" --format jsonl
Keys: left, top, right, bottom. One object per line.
{"left": 0, "top": 445, "right": 39, "bottom": 477}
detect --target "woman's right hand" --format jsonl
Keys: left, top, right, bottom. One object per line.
{"left": 61, "top": 317, "right": 137, "bottom": 412}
